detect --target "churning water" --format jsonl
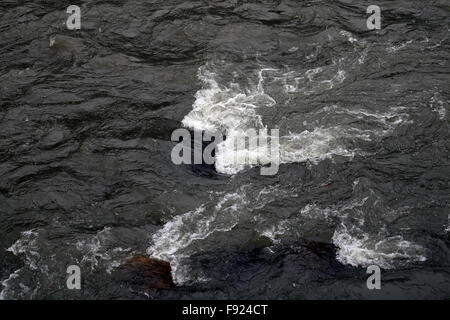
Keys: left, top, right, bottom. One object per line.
{"left": 0, "top": 0, "right": 449, "bottom": 299}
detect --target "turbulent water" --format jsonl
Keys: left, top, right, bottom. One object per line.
{"left": 1, "top": 0, "right": 449, "bottom": 299}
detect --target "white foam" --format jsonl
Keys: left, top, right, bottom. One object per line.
{"left": 297, "top": 194, "right": 428, "bottom": 269}
{"left": 7, "top": 229, "right": 42, "bottom": 272}
{"left": 182, "top": 65, "right": 281, "bottom": 175}
{"left": 181, "top": 61, "right": 413, "bottom": 175}
{"left": 386, "top": 40, "right": 413, "bottom": 53}
{"left": 0, "top": 230, "right": 44, "bottom": 299}
{"left": 283, "top": 66, "right": 346, "bottom": 95}
{"left": 182, "top": 65, "right": 275, "bottom": 133}
{"left": 1, "top": 227, "right": 133, "bottom": 298}
{"left": 340, "top": 30, "right": 358, "bottom": 44}
{"left": 0, "top": 269, "right": 21, "bottom": 300}
{"left": 430, "top": 93, "right": 447, "bottom": 120}
{"left": 147, "top": 191, "right": 247, "bottom": 284}
{"left": 181, "top": 63, "right": 359, "bottom": 175}
{"left": 215, "top": 128, "right": 279, "bottom": 174}
{"left": 279, "top": 127, "right": 355, "bottom": 164}
{"left": 260, "top": 219, "right": 290, "bottom": 244}
{"left": 332, "top": 228, "right": 427, "bottom": 269}
{"left": 75, "top": 227, "right": 131, "bottom": 273}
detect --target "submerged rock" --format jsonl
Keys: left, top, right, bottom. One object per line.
{"left": 116, "top": 255, "right": 175, "bottom": 290}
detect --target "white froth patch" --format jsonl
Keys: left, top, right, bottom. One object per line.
{"left": 340, "top": 30, "right": 358, "bottom": 44}
{"left": 1, "top": 227, "right": 132, "bottom": 299}
{"left": 280, "top": 127, "right": 355, "bottom": 164}
{"left": 298, "top": 196, "right": 428, "bottom": 270}
{"left": 339, "top": 30, "right": 370, "bottom": 65}
{"left": 182, "top": 60, "right": 411, "bottom": 175}
{"left": 0, "top": 269, "right": 22, "bottom": 300}
{"left": 215, "top": 128, "right": 278, "bottom": 175}
{"left": 7, "top": 229, "right": 42, "bottom": 272}
{"left": 0, "top": 230, "right": 44, "bottom": 299}
{"left": 430, "top": 94, "right": 447, "bottom": 120}
{"left": 386, "top": 40, "right": 413, "bottom": 53}
{"left": 260, "top": 219, "right": 290, "bottom": 244}
{"left": 147, "top": 191, "right": 246, "bottom": 284}
{"left": 283, "top": 67, "right": 346, "bottom": 95}
{"left": 182, "top": 65, "right": 279, "bottom": 175}
{"left": 182, "top": 64, "right": 356, "bottom": 175}
{"left": 332, "top": 228, "right": 427, "bottom": 269}
{"left": 75, "top": 227, "right": 131, "bottom": 273}
{"left": 182, "top": 66, "right": 275, "bottom": 133}
{"left": 311, "top": 104, "right": 412, "bottom": 139}
{"left": 300, "top": 203, "right": 340, "bottom": 220}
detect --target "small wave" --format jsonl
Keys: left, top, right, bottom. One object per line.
{"left": 181, "top": 57, "right": 411, "bottom": 175}
{"left": 0, "top": 269, "right": 22, "bottom": 300}
{"left": 1, "top": 227, "right": 132, "bottom": 298}
{"left": 333, "top": 228, "right": 427, "bottom": 269}
{"left": 430, "top": 93, "right": 447, "bottom": 120}
{"left": 182, "top": 63, "right": 355, "bottom": 175}
{"left": 147, "top": 191, "right": 246, "bottom": 284}
{"left": 75, "top": 227, "right": 132, "bottom": 274}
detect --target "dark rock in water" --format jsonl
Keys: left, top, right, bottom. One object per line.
{"left": 116, "top": 256, "right": 175, "bottom": 290}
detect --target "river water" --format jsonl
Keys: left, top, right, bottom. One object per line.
{"left": 0, "top": 0, "right": 449, "bottom": 299}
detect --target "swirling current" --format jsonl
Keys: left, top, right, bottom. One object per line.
{"left": 0, "top": 0, "right": 449, "bottom": 299}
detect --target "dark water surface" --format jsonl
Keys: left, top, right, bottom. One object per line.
{"left": 1, "top": 0, "right": 449, "bottom": 299}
